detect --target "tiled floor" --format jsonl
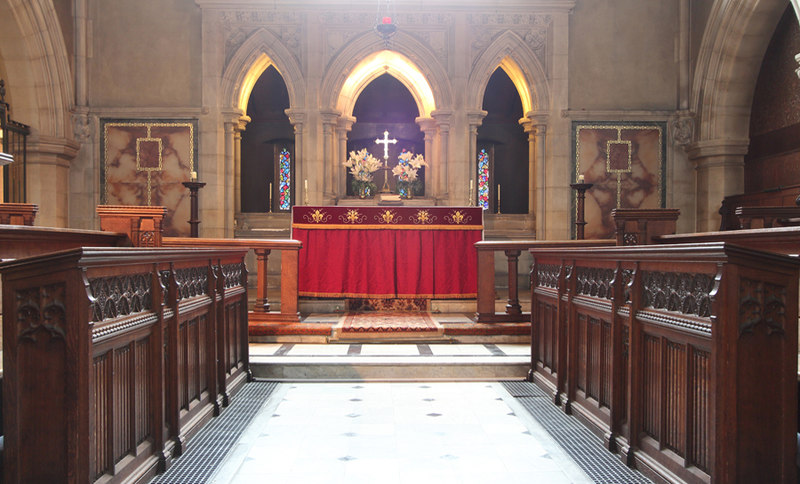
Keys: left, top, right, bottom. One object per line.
{"left": 149, "top": 344, "right": 653, "bottom": 484}
{"left": 210, "top": 382, "right": 592, "bottom": 484}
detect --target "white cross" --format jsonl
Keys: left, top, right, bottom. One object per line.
{"left": 375, "top": 130, "right": 397, "bottom": 162}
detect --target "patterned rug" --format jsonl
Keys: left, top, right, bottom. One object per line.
{"left": 334, "top": 312, "right": 444, "bottom": 340}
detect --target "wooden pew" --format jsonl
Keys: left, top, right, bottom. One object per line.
{"left": 654, "top": 226, "right": 800, "bottom": 255}
{"left": 0, "top": 225, "right": 130, "bottom": 260}
{"left": 529, "top": 242, "right": 798, "bottom": 484}
{"left": 1, "top": 247, "right": 249, "bottom": 483}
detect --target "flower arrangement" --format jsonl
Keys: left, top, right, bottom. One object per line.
{"left": 392, "top": 150, "right": 427, "bottom": 198}
{"left": 343, "top": 148, "right": 381, "bottom": 198}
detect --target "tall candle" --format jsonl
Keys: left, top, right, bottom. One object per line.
{"left": 577, "top": 174, "right": 584, "bottom": 183}
{"left": 269, "top": 182, "right": 273, "bottom": 212}
{"left": 190, "top": 171, "right": 197, "bottom": 181}
{"left": 304, "top": 179, "right": 308, "bottom": 191}
{"left": 497, "top": 184, "right": 501, "bottom": 213}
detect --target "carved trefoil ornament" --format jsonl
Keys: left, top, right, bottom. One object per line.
{"left": 16, "top": 283, "right": 67, "bottom": 342}
{"left": 738, "top": 278, "right": 786, "bottom": 337}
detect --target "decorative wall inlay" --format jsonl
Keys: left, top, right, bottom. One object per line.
{"left": 642, "top": 271, "right": 714, "bottom": 317}
{"left": 739, "top": 278, "right": 786, "bottom": 336}
{"left": 89, "top": 274, "right": 152, "bottom": 323}
{"left": 16, "top": 283, "right": 67, "bottom": 342}
{"left": 221, "top": 263, "right": 245, "bottom": 289}
{"left": 573, "top": 122, "right": 666, "bottom": 239}
{"left": 574, "top": 267, "right": 614, "bottom": 299}
{"left": 535, "top": 263, "right": 560, "bottom": 289}
{"left": 101, "top": 120, "right": 197, "bottom": 237}
{"left": 221, "top": 10, "right": 303, "bottom": 26}
{"left": 174, "top": 267, "right": 208, "bottom": 300}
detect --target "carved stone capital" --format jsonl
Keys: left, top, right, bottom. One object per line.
{"left": 670, "top": 113, "right": 695, "bottom": 147}
{"left": 72, "top": 111, "right": 93, "bottom": 143}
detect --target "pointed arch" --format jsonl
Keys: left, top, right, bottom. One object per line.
{"left": 222, "top": 28, "right": 306, "bottom": 112}
{"left": 467, "top": 30, "right": 549, "bottom": 114}
{"left": 337, "top": 50, "right": 435, "bottom": 118}
{"left": 321, "top": 30, "right": 452, "bottom": 114}
{"left": 692, "top": 0, "right": 788, "bottom": 142}
{"left": 0, "top": 0, "right": 73, "bottom": 138}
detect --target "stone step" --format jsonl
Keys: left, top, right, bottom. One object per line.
{"left": 249, "top": 343, "right": 531, "bottom": 382}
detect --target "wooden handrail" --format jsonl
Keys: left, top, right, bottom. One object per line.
{"left": 474, "top": 239, "right": 614, "bottom": 323}
{"left": 163, "top": 237, "right": 302, "bottom": 323}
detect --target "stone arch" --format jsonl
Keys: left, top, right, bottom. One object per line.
{"left": 0, "top": 0, "right": 73, "bottom": 139}
{"left": 222, "top": 28, "right": 306, "bottom": 112}
{"left": 692, "top": 0, "right": 789, "bottom": 142}
{"left": 336, "top": 49, "right": 435, "bottom": 118}
{"left": 467, "top": 30, "right": 549, "bottom": 114}
{"left": 320, "top": 30, "right": 452, "bottom": 115}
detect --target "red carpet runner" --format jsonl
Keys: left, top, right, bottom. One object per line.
{"left": 334, "top": 312, "right": 444, "bottom": 340}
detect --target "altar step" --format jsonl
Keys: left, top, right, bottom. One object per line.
{"left": 249, "top": 342, "right": 531, "bottom": 382}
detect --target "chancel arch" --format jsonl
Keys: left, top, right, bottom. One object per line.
{"left": 689, "top": 0, "right": 791, "bottom": 231}
{"left": 323, "top": 49, "right": 447, "bottom": 198}
{"left": 320, "top": 30, "right": 452, "bottom": 203}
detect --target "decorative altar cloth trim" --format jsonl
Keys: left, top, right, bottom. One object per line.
{"left": 293, "top": 206, "right": 483, "bottom": 229}
{"left": 292, "top": 223, "right": 483, "bottom": 230}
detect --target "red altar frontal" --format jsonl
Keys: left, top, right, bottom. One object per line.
{"left": 292, "top": 206, "right": 483, "bottom": 299}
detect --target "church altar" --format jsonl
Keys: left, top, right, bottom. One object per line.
{"left": 292, "top": 206, "right": 483, "bottom": 299}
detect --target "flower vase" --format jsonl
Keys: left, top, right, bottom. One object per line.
{"left": 358, "top": 184, "right": 372, "bottom": 199}
{"left": 397, "top": 182, "right": 412, "bottom": 200}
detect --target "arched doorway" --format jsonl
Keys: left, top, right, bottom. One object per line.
{"left": 346, "top": 74, "right": 425, "bottom": 197}
{"left": 478, "top": 68, "right": 528, "bottom": 214}
{"left": 240, "top": 66, "right": 294, "bottom": 213}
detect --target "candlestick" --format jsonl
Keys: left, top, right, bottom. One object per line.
{"left": 497, "top": 184, "right": 501, "bottom": 214}
{"left": 468, "top": 179, "right": 474, "bottom": 206}
{"left": 268, "top": 182, "right": 273, "bottom": 213}
{"left": 303, "top": 179, "right": 309, "bottom": 205}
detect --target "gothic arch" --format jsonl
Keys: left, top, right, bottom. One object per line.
{"left": 692, "top": 0, "right": 788, "bottom": 142}
{"left": 467, "top": 31, "right": 550, "bottom": 114}
{"left": 221, "top": 28, "right": 306, "bottom": 112}
{"left": 0, "top": 0, "right": 73, "bottom": 139}
{"left": 320, "top": 30, "right": 453, "bottom": 115}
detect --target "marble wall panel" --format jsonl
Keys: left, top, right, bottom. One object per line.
{"left": 101, "top": 120, "right": 197, "bottom": 237}
{"left": 574, "top": 122, "right": 665, "bottom": 239}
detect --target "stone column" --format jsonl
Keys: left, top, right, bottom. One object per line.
{"left": 337, "top": 115, "right": 356, "bottom": 198}
{"left": 431, "top": 110, "right": 452, "bottom": 202}
{"left": 520, "top": 119, "right": 537, "bottom": 230}
{"left": 467, "top": 110, "right": 487, "bottom": 206}
{"left": 233, "top": 115, "right": 250, "bottom": 215}
{"left": 285, "top": 109, "right": 306, "bottom": 204}
{"left": 320, "top": 109, "right": 340, "bottom": 204}
{"left": 687, "top": 139, "right": 748, "bottom": 232}
{"left": 415, "top": 117, "right": 436, "bottom": 199}
{"left": 532, "top": 116, "right": 548, "bottom": 238}
{"left": 222, "top": 111, "right": 240, "bottom": 237}
{"left": 26, "top": 135, "right": 80, "bottom": 227}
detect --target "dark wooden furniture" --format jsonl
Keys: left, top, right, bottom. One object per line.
{"left": 718, "top": 185, "right": 800, "bottom": 230}
{"left": 97, "top": 205, "right": 166, "bottom": 247}
{"left": 734, "top": 205, "right": 800, "bottom": 229}
{"left": 1, "top": 247, "right": 250, "bottom": 484}
{"left": 181, "top": 181, "right": 206, "bottom": 237}
{"left": 0, "top": 225, "right": 130, "bottom": 260}
{"left": 474, "top": 239, "right": 614, "bottom": 323}
{"left": 655, "top": 226, "right": 800, "bottom": 256}
{"left": 0, "top": 203, "right": 37, "bottom": 225}
{"left": 612, "top": 208, "right": 680, "bottom": 245}
{"left": 529, "top": 242, "right": 798, "bottom": 484}
{"left": 570, "top": 182, "right": 593, "bottom": 239}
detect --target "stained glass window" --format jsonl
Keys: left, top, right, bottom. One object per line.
{"left": 477, "top": 149, "right": 490, "bottom": 210}
{"left": 279, "top": 148, "right": 291, "bottom": 211}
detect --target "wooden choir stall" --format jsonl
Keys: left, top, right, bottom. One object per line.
{"left": 528, "top": 242, "right": 798, "bottom": 483}
{"left": 1, "top": 247, "right": 251, "bottom": 483}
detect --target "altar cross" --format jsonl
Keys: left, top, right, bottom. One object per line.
{"left": 375, "top": 130, "right": 397, "bottom": 164}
